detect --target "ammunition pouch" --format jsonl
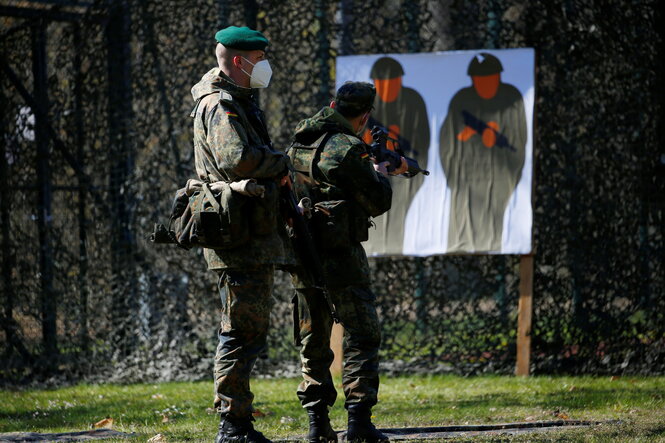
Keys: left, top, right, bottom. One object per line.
{"left": 311, "top": 200, "right": 370, "bottom": 250}
{"left": 311, "top": 200, "right": 351, "bottom": 250}
{"left": 350, "top": 205, "right": 370, "bottom": 243}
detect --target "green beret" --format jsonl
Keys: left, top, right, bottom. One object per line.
{"left": 215, "top": 26, "right": 269, "bottom": 51}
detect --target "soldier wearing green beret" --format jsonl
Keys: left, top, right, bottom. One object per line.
{"left": 190, "top": 26, "right": 294, "bottom": 443}
{"left": 289, "top": 82, "right": 407, "bottom": 442}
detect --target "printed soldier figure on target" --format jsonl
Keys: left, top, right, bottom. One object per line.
{"left": 362, "top": 56, "right": 430, "bottom": 254}
{"left": 439, "top": 52, "right": 527, "bottom": 252}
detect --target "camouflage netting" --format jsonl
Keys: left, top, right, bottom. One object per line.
{"left": 0, "top": 0, "right": 663, "bottom": 385}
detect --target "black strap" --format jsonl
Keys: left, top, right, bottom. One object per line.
{"left": 288, "top": 132, "right": 333, "bottom": 181}
{"left": 202, "top": 183, "right": 221, "bottom": 212}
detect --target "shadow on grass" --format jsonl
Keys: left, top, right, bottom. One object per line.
{"left": 379, "top": 386, "right": 664, "bottom": 418}
{"left": 645, "top": 425, "right": 665, "bottom": 438}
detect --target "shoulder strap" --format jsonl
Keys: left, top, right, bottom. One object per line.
{"left": 190, "top": 90, "right": 236, "bottom": 118}
{"left": 217, "top": 93, "right": 269, "bottom": 148}
{"left": 202, "top": 183, "right": 221, "bottom": 212}
{"left": 287, "top": 132, "right": 333, "bottom": 181}
{"left": 190, "top": 91, "right": 219, "bottom": 118}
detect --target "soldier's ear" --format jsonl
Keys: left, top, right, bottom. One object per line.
{"left": 356, "top": 112, "right": 370, "bottom": 134}
{"left": 330, "top": 101, "right": 336, "bottom": 109}
{"left": 232, "top": 55, "right": 243, "bottom": 69}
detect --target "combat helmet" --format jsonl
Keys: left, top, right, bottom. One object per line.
{"left": 467, "top": 53, "right": 503, "bottom": 76}
{"left": 370, "top": 57, "right": 404, "bottom": 79}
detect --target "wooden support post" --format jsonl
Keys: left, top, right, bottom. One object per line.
{"left": 516, "top": 254, "right": 534, "bottom": 376}
{"left": 330, "top": 323, "right": 344, "bottom": 376}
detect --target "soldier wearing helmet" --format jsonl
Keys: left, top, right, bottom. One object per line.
{"left": 439, "top": 52, "right": 527, "bottom": 252}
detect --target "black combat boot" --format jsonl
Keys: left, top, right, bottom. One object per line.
{"left": 215, "top": 414, "right": 272, "bottom": 443}
{"left": 306, "top": 404, "right": 338, "bottom": 442}
{"left": 346, "top": 404, "right": 388, "bottom": 443}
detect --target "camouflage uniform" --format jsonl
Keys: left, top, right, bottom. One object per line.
{"left": 289, "top": 106, "right": 392, "bottom": 411}
{"left": 190, "top": 68, "right": 295, "bottom": 417}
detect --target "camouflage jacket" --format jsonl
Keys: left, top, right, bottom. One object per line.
{"left": 190, "top": 68, "right": 295, "bottom": 270}
{"left": 291, "top": 107, "right": 392, "bottom": 288}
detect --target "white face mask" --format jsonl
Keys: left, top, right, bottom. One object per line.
{"left": 240, "top": 57, "right": 272, "bottom": 88}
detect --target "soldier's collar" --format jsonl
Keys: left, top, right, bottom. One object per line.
{"left": 324, "top": 107, "right": 356, "bottom": 135}
{"left": 214, "top": 69, "right": 255, "bottom": 100}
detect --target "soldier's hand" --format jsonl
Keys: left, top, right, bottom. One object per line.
{"left": 389, "top": 156, "right": 409, "bottom": 176}
{"left": 373, "top": 161, "right": 390, "bottom": 177}
{"left": 229, "top": 179, "right": 266, "bottom": 197}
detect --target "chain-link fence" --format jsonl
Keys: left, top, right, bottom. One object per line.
{"left": 1, "top": 0, "right": 663, "bottom": 385}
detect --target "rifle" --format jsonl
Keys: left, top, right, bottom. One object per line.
{"left": 369, "top": 126, "right": 430, "bottom": 177}
{"left": 461, "top": 110, "right": 516, "bottom": 152}
{"left": 367, "top": 116, "right": 420, "bottom": 159}
{"left": 280, "top": 183, "right": 340, "bottom": 324}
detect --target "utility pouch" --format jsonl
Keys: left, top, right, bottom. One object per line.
{"left": 311, "top": 200, "right": 352, "bottom": 251}
{"left": 149, "top": 187, "right": 189, "bottom": 248}
{"left": 174, "top": 182, "right": 250, "bottom": 250}
{"left": 249, "top": 181, "right": 278, "bottom": 236}
{"left": 349, "top": 204, "right": 371, "bottom": 243}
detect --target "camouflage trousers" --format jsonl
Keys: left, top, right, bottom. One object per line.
{"left": 213, "top": 266, "right": 274, "bottom": 418}
{"left": 295, "top": 286, "right": 381, "bottom": 409}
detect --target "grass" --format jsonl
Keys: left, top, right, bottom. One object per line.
{"left": 1, "top": 375, "right": 664, "bottom": 441}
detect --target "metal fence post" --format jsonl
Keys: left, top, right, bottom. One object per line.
{"left": 339, "top": 0, "right": 353, "bottom": 56}
{"left": 32, "top": 20, "right": 58, "bottom": 362}
{"left": 73, "top": 23, "right": 90, "bottom": 357}
{"left": 315, "top": 0, "right": 331, "bottom": 107}
{"left": 106, "top": 0, "right": 137, "bottom": 354}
